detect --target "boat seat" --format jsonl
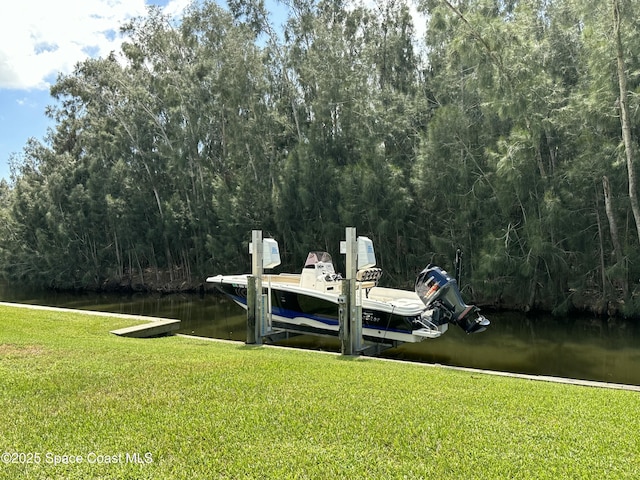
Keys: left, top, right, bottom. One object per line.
{"left": 389, "top": 298, "right": 424, "bottom": 310}
{"left": 356, "top": 268, "right": 382, "bottom": 282}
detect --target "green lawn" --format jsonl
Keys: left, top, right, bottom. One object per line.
{"left": 0, "top": 304, "right": 638, "bottom": 479}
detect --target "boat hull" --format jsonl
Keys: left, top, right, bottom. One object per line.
{"left": 210, "top": 275, "right": 445, "bottom": 343}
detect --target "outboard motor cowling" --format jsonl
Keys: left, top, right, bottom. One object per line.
{"left": 415, "top": 265, "right": 489, "bottom": 334}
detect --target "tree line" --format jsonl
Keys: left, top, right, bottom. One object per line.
{"left": 1, "top": 0, "right": 639, "bottom": 316}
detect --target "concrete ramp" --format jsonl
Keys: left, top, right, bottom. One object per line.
{"left": 110, "top": 318, "right": 181, "bottom": 338}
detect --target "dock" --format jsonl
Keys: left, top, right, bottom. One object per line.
{"left": 109, "top": 317, "right": 180, "bottom": 337}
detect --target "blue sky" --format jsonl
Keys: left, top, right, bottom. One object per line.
{"left": 0, "top": 0, "right": 193, "bottom": 182}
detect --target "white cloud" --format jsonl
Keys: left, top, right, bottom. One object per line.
{"left": 163, "top": 0, "right": 194, "bottom": 18}
{"left": 0, "top": 0, "right": 190, "bottom": 91}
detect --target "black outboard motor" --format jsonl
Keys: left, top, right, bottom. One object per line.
{"left": 415, "top": 265, "right": 489, "bottom": 334}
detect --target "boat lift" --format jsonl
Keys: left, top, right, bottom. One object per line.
{"left": 246, "top": 227, "right": 368, "bottom": 355}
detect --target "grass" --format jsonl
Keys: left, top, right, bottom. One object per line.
{"left": 0, "top": 304, "right": 638, "bottom": 479}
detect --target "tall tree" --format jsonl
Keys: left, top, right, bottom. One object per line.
{"left": 612, "top": 0, "right": 640, "bottom": 245}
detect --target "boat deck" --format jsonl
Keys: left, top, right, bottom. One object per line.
{"left": 264, "top": 274, "right": 301, "bottom": 285}
{"left": 264, "top": 275, "right": 423, "bottom": 306}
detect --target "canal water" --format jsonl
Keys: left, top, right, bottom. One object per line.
{"left": 1, "top": 283, "right": 639, "bottom": 386}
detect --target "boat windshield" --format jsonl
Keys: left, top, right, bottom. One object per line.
{"left": 304, "top": 251, "right": 333, "bottom": 267}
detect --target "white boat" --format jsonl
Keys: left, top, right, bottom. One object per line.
{"left": 207, "top": 246, "right": 489, "bottom": 344}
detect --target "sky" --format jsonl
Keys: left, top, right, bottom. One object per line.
{"left": 0, "top": 0, "right": 192, "bottom": 182}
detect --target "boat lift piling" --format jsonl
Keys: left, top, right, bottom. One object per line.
{"left": 247, "top": 230, "right": 264, "bottom": 345}
{"left": 339, "top": 227, "right": 362, "bottom": 355}
{"left": 247, "top": 230, "right": 281, "bottom": 345}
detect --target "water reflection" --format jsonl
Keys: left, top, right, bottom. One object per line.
{"left": 1, "top": 282, "right": 639, "bottom": 385}
{"left": 386, "top": 312, "right": 640, "bottom": 385}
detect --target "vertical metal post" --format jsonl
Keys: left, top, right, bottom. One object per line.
{"left": 348, "top": 228, "right": 362, "bottom": 354}
{"left": 341, "top": 227, "right": 361, "bottom": 355}
{"left": 250, "top": 230, "right": 263, "bottom": 345}
{"left": 339, "top": 280, "right": 350, "bottom": 355}
{"left": 246, "top": 276, "right": 257, "bottom": 344}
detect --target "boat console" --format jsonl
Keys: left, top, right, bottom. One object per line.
{"left": 299, "top": 251, "right": 385, "bottom": 294}
{"left": 300, "top": 252, "right": 342, "bottom": 292}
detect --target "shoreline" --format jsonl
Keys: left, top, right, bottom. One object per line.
{"left": 2, "top": 300, "right": 638, "bottom": 392}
